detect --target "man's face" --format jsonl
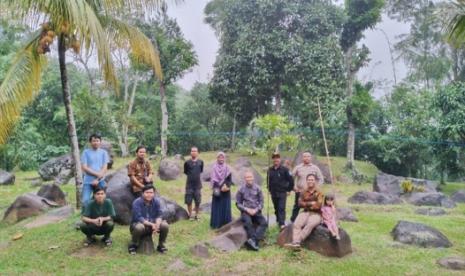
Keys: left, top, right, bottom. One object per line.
{"left": 302, "top": 153, "right": 312, "bottom": 164}
{"left": 245, "top": 173, "right": 254, "bottom": 186}
{"left": 94, "top": 190, "right": 106, "bottom": 203}
{"left": 191, "top": 148, "right": 199, "bottom": 159}
{"left": 306, "top": 175, "right": 316, "bottom": 189}
{"left": 142, "top": 189, "right": 155, "bottom": 201}
{"left": 137, "top": 148, "right": 146, "bottom": 159}
{"left": 273, "top": 157, "right": 281, "bottom": 167}
{"left": 217, "top": 155, "right": 225, "bottom": 164}
{"left": 90, "top": 137, "right": 101, "bottom": 149}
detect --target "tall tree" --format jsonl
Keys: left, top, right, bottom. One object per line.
{"left": 206, "top": 0, "right": 345, "bottom": 122}
{"left": 0, "top": 0, "right": 163, "bottom": 207}
{"left": 136, "top": 9, "right": 197, "bottom": 157}
{"left": 340, "top": 0, "right": 384, "bottom": 170}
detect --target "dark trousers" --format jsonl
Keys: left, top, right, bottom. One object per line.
{"left": 240, "top": 212, "right": 268, "bottom": 241}
{"left": 130, "top": 222, "right": 169, "bottom": 247}
{"left": 80, "top": 221, "right": 114, "bottom": 239}
{"left": 271, "top": 193, "right": 287, "bottom": 226}
{"left": 290, "top": 192, "right": 301, "bottom": 222}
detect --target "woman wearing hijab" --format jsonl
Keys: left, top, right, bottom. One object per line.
{"left": 210, "top": 152, "right": 233, "bottom": 229}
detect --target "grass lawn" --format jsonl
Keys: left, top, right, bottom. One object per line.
{"left": 0, "top": 152, "right": 464, "bottom": 275}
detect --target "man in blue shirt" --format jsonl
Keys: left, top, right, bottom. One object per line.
{"left": 128, "top": 185, "right": 169, "bottom": 255}
{"left": 81, "top": 134, "right": 110, "bottom": 204}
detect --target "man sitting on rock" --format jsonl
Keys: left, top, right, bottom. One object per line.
{"left": 128, "top": 145, "right": 154, "bottom": 198}
{"left": 236, "top": 171, "right": 268, "bottom": 251}
{"left": 79, "top": 187, "right": 116, "bottom": 247}
{"left": 128, "top": 185, "right": 169, "bottom": 255}
{"left": 285, "top": 173, "right": 324, "bottom": 249}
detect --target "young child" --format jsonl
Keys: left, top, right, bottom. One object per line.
{"left": 321, "top": 194, "right": 340, "bottom": 240}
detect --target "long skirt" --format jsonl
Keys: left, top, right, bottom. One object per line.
{"left": 210, "top": 191, "right": 232, "bottom": 229}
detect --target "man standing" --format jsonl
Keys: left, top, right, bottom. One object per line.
{"left": 81, "top": 134, "right": 110, "bottom": 204}
{"left": 128, "top": 185, "right": 169, "bottom": 255}
{"left": 236, "top": 171, "right": 268, "bottom": 251}
{"left": 290, "top": 152, "right": 324, "bottom": 222}
{"left": 79, "top": 187, "right": 116, "bottom": 246}
{"left": 128, "top": 146, "right": 154, "bottom": 198}
{"left": 268, "top": 153, "right": 294, "bottom": 230}
{"left": 184, "top": 146, "right": 204, "bottom": 220}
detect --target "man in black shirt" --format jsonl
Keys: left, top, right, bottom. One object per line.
{"left": 267, "top": 153, "right": 294, "bottom": 230}
{"left": 184, "top": 146, "right": 204, "bottom": 220}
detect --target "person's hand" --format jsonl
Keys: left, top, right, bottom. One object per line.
{"left": 152, "top": 223, "right": 160, "bottom": 233}
{"left": 221, "top": 185, "right": 230, "bottom": 192}
{"left": 250, "top": 209, "right": 257, "bottom": 216}
{"left": 91, "top": 179, "right": 99, "bottom": 187}
{"left": 287, "top": 192, "right": 291, "bottom": 196}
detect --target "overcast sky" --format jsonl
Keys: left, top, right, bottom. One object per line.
{"left": 168, "top": 1, "right": 411, "bottom": 97}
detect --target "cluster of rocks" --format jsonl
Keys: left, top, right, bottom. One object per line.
{"left": 200, "top": 157, "right": 263, "bottom": 186}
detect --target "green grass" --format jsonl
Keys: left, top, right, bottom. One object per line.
{"left": 0, "top": 153, "right": 464, "bottom": 275}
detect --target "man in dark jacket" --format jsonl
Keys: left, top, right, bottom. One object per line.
{"left": 267, "top": 153, "right": 294, "bottom": 230}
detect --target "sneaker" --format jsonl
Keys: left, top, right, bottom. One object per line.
{"left": 189, "top": 215, "right": 195, "bottom": 221}
{"left": 102, "top": 237, "right": 112, "bottom": 246}
{"left": 83, "top": 236, "right": 96, "bottom": 247}
{"left": 245, "top": 238, "right": 259, "bottom": 251}
{"left": 157, "top": 245, "right": 168, "bottom": 254}
{"left": 128, "top": 244, "right": 137, "bottom": 255}
{"left": 279, "top": 225, "right": 286, "bottom": 231}
{"left": 335, "top": 235, "right": 341, "bottom": 240}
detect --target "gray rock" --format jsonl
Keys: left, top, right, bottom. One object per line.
{"left": 3, "top": 193, "right": 60, "bottom": 223}
{"left": 277, "top": 224, "right": 352, "bottom": 258}
{"left": 138, "top": 235, "right": 154, "bottom": 255}
{"left": 232, "top": 158, "right": 263, "bottom": 187}
{"left": 415, "top": 207, "right": 446, "bottom": 216}
{"left": 158, "top": 159, "right": 181, "bottom": 181}
{"left": 37, "top": 184, "right": 66, "bottom": 206}
{"left": 0, "top": 170, "right": 15, "bottom": 185}
{"left": 373, "top": 172, "right": 438, "bottom": 196}
{"left": 173, "top": 154, "right": 185, "bottom": 161}
{"left": 190, "top": 243, "right": 210, "bottom": 258}
{"left": 348, "top": 191, "right": 402, "bottom": 205}
{"left": 100, "top": 140, "right": 114, "bottom": 169}
{"left": 38, "top": 154, "right": 75, "bottom": 185}
{"left": 437, "top": 256, "right": 465, "bottom": 270}
{"left": 337, "top": 207, "right": 358, "bottom": 222}
{"left": 199, "top": 202, "right": 212, "bottom": 213}
{"left": 391, "top": 220, "right": 452, "bottom": 248}
{"left": 24, "top": 205, "right": 74, "bottom": 229}
{"left": 207, "top": 219, "right": 248, "bottom": 252}
{"left": 451, "top": 190, "right": 465, "bottom": 203}
{"left": 106, "top": 167, "right": 188, "bottom": 225}
{"left": 406, "top": 192, "right": 456, "bottom": 208}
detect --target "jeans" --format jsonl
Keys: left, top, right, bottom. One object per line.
{"left": 81, "top": 180, "right": 106, "bottom": 205}
{"left": 240, "top": 212, "right": 268, "bottom": 242}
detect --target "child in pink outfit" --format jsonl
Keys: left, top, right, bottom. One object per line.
{"left": 321, "top": 194, "right": 340, "bottom": 240}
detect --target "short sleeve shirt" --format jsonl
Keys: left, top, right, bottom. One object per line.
{"left": 81, "top": 148, "right": 109, "bottom": 184}
{"left": 184, "top": 159, "right": 204, "bottom": 189}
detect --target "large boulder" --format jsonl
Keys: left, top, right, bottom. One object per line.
{"left": 451, "top": 190, "right": 465, "bottom": 203}
{"left": 406, "top": 192, "right": 456, "bottom": 208}
{"left": 277, "top": 224, "right": 352, "bottom": 258}
{"left": 37, "top": 184, "right": 66, "bottom": 206}
{"left": 106, "top": 167, "right": 188, "bottom": 225}
{"left": 207, "top": 219, "right": 248, "bottom": 252}
{"left": 292, "top": 152, "right": 332, "bottom": 184}
{"left": 391, "top": 220, "right": 452, "bottom": 248}
{"left": 0, "top": 170, "right": 15, "bottom": 185}
{"left": 24, "top": 205, "right": 74, "bottom": 229}
{"left": 437, "top": 256, "right": 465, "bottom": 271}
{"left": 2, "top": 193, "right": 60, "bottom": 223}
{"left": 348, "top": 191, "right": 402, "bottom": 205}
{"left": 337, "top": 207, "right": 358, "bottom": 222}
{"left": 231, "top": 158, "right": 263, "bottom": 186}
{"left": 158, "top": 159, "right": 181, "bottom": 181}
{"left": 38, "top": 154, "right": 75, "bottom": 185}
{"left": 374, "top": 172, "right": 438, "bottom": 196}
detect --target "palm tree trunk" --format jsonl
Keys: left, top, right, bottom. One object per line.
{"left": 159, "top": 82, "right": 168, "bottom": 158}
{"left": 345, "top": 46, "right": 355, "bottom": 170}
{"left": 58, "top": 34, "right": 83, "bottom": 208}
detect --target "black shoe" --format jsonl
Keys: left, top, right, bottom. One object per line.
{"left": 83, "top": 236, "right": 96, "bottom": 247}
{"left": 102, "top": 237, "right": 112, "bottom": 246}
{"left": 128, "top": 244, "right": 137, "bottom": 255}
{"left": 157, "top": 245, "right": 168, "bottom": 254}
{"left": 245, "top": 238, "right": 259, "bottom": 251}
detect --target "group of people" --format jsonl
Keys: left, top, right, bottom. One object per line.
{"left": 77, "top": 134, "right": 341, "bottom": 254}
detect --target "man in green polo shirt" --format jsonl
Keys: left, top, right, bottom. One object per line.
{"left": 79, "top": 187, "right": 116, "bottom": 246}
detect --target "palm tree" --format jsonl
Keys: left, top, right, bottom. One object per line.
{"left": 0, "top": 0, "right": 163, "bottom": 208}
{"left": 446, "top": 1, "right": 465, "bottom": 45}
